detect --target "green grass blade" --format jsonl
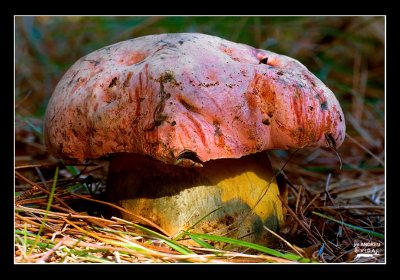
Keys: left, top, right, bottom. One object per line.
{"left": 173, "top": 205, "right": 223, "bottom": 241}
{"left": 186, "top": 232, "right": 216, "bottom": 250}
{"left": 28, "top": 166, "right": 59, "bottom": 255}
{"left": 187, "top": 206, "right": 223, "bottom": 231}
{"left": 17, "top": 114, "right": 43, "bottom": 138}
{"left": 15, "top": 229, "right": 37, "bottom": 237}
{"left": 131, "top": 223, "right": 195, "bottom": 255}
{"left": 23, "top": 223, "right": 28, "bottom": 249}
{"left": 15, "top": 236, "right": 112, "bottom": 263}
{"left": 188, "top": 233, "right": 315, "bottom": 263}
{"left": 312, "top": 211, "right": 384, "bottom": 239}
{"left": 65, "top": 165, "right": 80, "bottom": 176}
{"left": 17, "top": 236, "right": 55, "bottom": 250}
{"left": 65, "top": 165, "right": 90, "bottom": 193}
{"left": 100, "top": 239, "right": 150, "bottom": 253}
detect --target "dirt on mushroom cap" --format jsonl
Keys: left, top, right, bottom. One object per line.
{"left": 44, "top": 33, "right": 346, "bottom": 165}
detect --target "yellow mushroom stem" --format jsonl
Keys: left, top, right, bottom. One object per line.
{"left": 105, "top": 152, "right": 285, "bottom": 247}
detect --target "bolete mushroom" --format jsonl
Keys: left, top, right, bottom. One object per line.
{"left": 44, "top": 33, "right": 345, "bottom": 246}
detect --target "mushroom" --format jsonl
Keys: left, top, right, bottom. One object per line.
{"left": 44, "top": 33, "right": 345, "bottom": 246}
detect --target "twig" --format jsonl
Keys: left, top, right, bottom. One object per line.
{"left": 15, "top": 213, "right": 55, "bottom": 231}
{"left": 345, "top": 132, "right": 384, "bottom": 166}
{"left": 278, "top": 195, "right": 320, "bottom": 245}
{"left": 324, "top": 173, "right": 335, "bottom": 206}
{"left": 16, "top": 205, "right": 124, "bottom": 226}
{"left": 346, "top": 117, "right": 381, "bottom": 151}
{"left": 37, "top": 238, "right": 65, "bottom": 263}
{"left": 263, "top": 225, "right": 304, "bottom": 257}
{"left": 15, "top": 171, "right": 74, "bottom": 211}
{"left": 302, "top": 193, "right": 321, "bottom": 214}
{"left": 318, "top": 205, "right": 384, "bottom": 210}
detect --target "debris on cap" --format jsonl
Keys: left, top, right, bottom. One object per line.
{"left": 44, "top": 33, "right": 345, "bottom": 165}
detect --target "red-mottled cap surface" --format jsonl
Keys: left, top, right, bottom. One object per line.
{"left": 44, "top": 33, "right": 345, "bottom": 166}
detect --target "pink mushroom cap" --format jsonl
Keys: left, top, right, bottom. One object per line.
{"left": 44, "top": 33, "right": 345, "bottom": 166}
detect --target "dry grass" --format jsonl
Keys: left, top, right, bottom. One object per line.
{"left": 15, "top": 16, "right": 385, "bottom": 264}
{"left": 14, "top": 111, "right": 385, "bottom": 263}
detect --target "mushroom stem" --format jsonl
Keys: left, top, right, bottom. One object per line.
{"left": 105, "top": 152, "right": 284, "bottom": 247}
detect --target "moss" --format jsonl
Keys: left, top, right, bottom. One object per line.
{"left": 159, "top": 70, "right": 178, "bottom": 86}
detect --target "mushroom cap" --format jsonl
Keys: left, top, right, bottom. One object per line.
{"left": 44, "top": 33, "right": 346, "bottom": 165}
